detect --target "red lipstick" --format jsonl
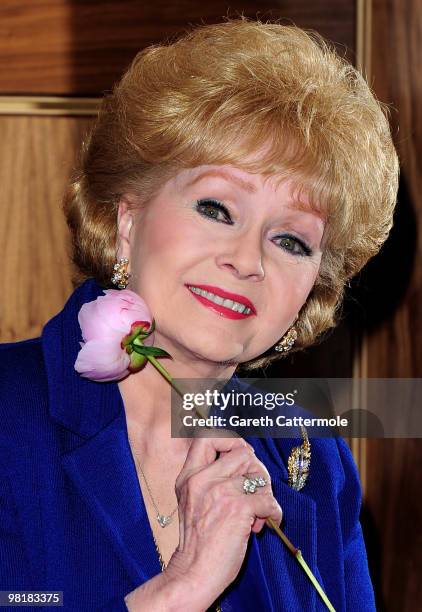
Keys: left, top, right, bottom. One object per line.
{"left": 185, "top": 284, "right": 257, "bottom": 319}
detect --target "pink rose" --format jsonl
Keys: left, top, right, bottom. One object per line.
{"left": 74, "top": 289, "right": 155, "bottom": 382}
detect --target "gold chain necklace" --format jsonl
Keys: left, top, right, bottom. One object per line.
{"left": 128, "top": 437, "right": 222, "bottom": 611}
{"left": 128, "top": 436, "right": 178, "bottom": 528}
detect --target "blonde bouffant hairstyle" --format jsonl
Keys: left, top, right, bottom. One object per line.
{"left": 63, "top": 17, "right": 399, "bottom": 372}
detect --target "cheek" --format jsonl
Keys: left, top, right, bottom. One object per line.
{"left": 267, "top": 262, "right": 319, "bottom": 322}
{"left": 130, "top": 213, "right": 203, "bottom": 308}
{"left": 295, "top": 267, "right": 319, "bottom": 302}
{"left": 138, "top": 209, "right": 205, "bottom": 263}
{"left": 133, "top": 210, "right": 180, "bottom": 270}
{"left": 144, "top": 218, "right": 175, "bottom": 257}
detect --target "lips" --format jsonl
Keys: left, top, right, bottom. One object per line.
{"left": 184, "top": 283, "right": 257, "bottom": 315}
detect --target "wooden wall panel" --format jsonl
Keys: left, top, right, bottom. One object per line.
{"left": 0, "top": 116, "right": 92, "bottom": 341}
{"left": 0, "top": 0, "right": 356, "bottom": 95}
{"left": 354, "top": 1, "right": 422, "bottom": 610}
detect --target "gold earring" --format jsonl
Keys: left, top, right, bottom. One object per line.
{"left": 111, "top": 257, "right": 130, "bottom": 289}
{"left": 274, "top": 325, "right": 298, "bottom": 353}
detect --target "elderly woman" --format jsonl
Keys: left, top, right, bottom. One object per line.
{"left": 0, "top": 18, "right": 398, "bottom": 612}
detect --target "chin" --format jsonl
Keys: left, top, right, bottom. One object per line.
{"left": 188, "top": 346, "right": 239, "bottom": 367}
{"left": 216, "top": 359, "right": 239, "bottom": 368}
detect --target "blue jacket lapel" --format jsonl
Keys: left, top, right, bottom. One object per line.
{"left": 60, "top": 411, "right": 162, "bottom": 585}
{"left": 41, "top": 278, "right": 122, "bottom": 439}
{"left": 41, "top": 279, "right": 161, "bottom": 585}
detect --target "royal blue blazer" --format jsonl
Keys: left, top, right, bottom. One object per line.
{"left": 0, "top": 279, "right": 376, "bottom": 611}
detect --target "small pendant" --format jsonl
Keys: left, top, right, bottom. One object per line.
{"left": 157, "top": 513, "right": 172, "bottom": 527}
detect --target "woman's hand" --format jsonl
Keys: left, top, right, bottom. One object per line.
{"left": 162, "top": 435, "right": 283, "bottom": 610}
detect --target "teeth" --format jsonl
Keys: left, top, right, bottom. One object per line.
{"left": 223, "top": 298, "right": 237, "bottom": 310}
{"left": 211, "top": 294, "right": 224, "bottom": 305}
{"left": 189, "top": 286, "right": 251, "bottom": 315}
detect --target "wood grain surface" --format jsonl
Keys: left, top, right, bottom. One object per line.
{"left": 0, "top": 116, "right": 92, "bottom": 341}
{"left": 0, "top": 0, "right": 356, "bottom": 95}
{"left": 355, "top": 1, "right": 422, "bottom": 610}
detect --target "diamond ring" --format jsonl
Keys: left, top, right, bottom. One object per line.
{"left": 243, "top": 475, "right": 268, "bottom": 494}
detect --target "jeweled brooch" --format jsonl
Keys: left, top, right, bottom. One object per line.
{"left": 287, "top": 426, "right": 311, "bottom": 491}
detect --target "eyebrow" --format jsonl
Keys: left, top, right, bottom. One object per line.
{"left": 285, "top": 199, "right": 326, "bottom": 220}
{"left": 185, "top": 169, "right": 258, "bottom": 194}
{"left": 185, "top": 168, "right": 326, "bottom": 220}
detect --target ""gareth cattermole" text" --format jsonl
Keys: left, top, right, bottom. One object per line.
{"left": 182, "top": 415, "right": 348, "bottom": 428}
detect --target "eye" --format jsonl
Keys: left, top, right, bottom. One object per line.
{"left": 273, "top": 234, "right": 313, "bottom": 257}
{"left": 195, "top": 199, "right": 233, "bottom": 224}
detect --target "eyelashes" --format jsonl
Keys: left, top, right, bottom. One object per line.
{"left": 195, "top": 198, "right": 313, "bottom": 257}
{"left": 272, "top": 235, "right": 312, "bottom": 257}
{"left": 196, "top": 198, "right": 233, "bottom": 224}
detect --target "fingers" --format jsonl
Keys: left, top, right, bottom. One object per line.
{"left": 244, "top": 492, "right": 283, "bottom": 528}
{"left": 175, "top": 435, "right": 281, "bottom": 534}
{"left": 251, "top": 517, "right": 267, "bottom": 533}
{"left": 195, "top": 444, "right": 270, "bottom": 486}
{"left": 180, "top": 434, "right": 254, "bottom": 474}
{"left": 176, "top": 436, "right": 264, "bottom": 501}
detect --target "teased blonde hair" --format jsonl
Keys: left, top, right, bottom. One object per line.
{"left": 63, "top": 17, "right": 399, "bottom": 372}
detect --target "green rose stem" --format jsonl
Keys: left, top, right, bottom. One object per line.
{"left": 266, "top": 517, "right": 336, "bottom": 612}
{"left": 131, "top": 340, "right": 336, "bottom": 612}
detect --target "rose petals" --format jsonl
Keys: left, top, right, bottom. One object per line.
{"left": 74, "top": 289, "right": 155, "bottom": 382}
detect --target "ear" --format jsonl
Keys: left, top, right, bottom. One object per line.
{"left": 116, "top": 195, "right": 137, "bottom": 260}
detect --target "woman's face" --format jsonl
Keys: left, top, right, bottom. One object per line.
{"left": 117, "top": 164, "right": 325, "bottom": 369}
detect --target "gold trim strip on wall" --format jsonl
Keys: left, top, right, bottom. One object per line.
{"left": 351, "top": 0, "right": 372, "bottom": 493}
{"left": 0, "top": 96, "right": 100, "bottom": 116}
{"left": 356, "top": 0, "right": 372, "bottom": 81}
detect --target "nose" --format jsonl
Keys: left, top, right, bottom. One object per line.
{"left": 215, "top": 232, "right": 265, "bottom": 281}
